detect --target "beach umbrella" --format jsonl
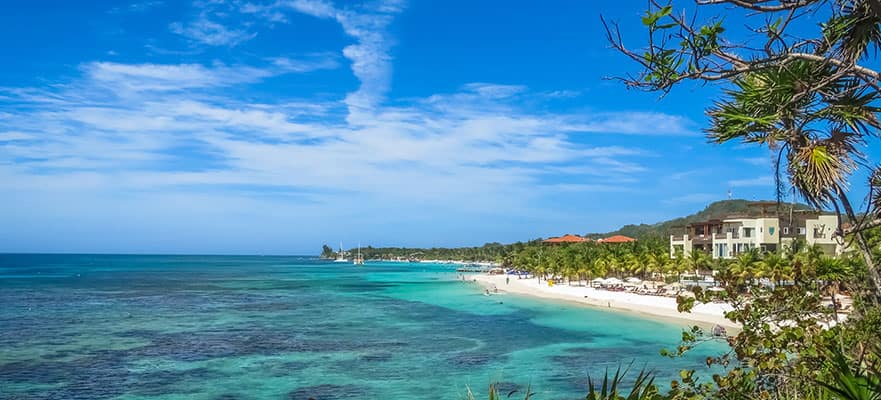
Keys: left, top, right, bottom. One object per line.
{"left": 604, "top": 277, "right": 623, "bottom": 285}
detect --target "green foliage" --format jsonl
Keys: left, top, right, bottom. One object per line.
{"left": 669, "top": 248, "right": 881, "bottom": 400}
{"left": 586, "top": 365, "right": 659, "bottom": 400}
{"left": 465, "top": 383, "right": 534, "bottom": 400}
{"left": 344, "top": 241, "right": 534, "bottom": 263}
{"left": 588, "top": 200, "right": 815, "bottom": 239}
{"left": 320, "top": 244, "right": 334, "bottom": 259}
{"left": 599, "top": 2, "right": 881, "bottom": 398}
{"left": 819, "top": 346, "right": 881, "bottom": 400}
{"left": 325, "top": 201, "right": 817, "bottom": 262}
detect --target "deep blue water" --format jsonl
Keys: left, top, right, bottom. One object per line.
{"left": 0, "top": 255, "right": 727, "bottom": 399}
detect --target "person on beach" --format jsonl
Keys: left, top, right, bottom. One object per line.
{"left": 506, "top": 276, "right": 509, "bottom": 285}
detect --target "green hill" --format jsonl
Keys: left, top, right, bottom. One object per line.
{"left": 585, "top": 199, "right": 817, "bottom": 240}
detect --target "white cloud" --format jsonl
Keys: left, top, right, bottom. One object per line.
{"left": 285, "top": 0, "right": 336, "bottom": 18}
{"left": 240, "top": 2, "right": 288, "bottom": 23}
{"left": 542, "top": 183, "right": 633, "bottom": 193}
{"left": 543, "top": 89, "right": 582, "bottom": 99}
{"left": 86, "top": 62, "right": 264, "bottom": 90}
{"left": 1, "top": 60, "right": 675, "bottom": 217}
{"left": 462, "top": 83, "right": 527, "bottom": 99}
{"left": 109, "top": 1, "right": 165, "bottom": 14}
{"left": 663, "top": 193, "right": 720, "bottom": 205}
{"left": 280, "top": 0, "right": 402, "bottom": 121}
{"left": 575, "top": 111, "right": 696, "bottom": 135}
{"left": 0, "top": 131, "right": 34, "bottom": 142}
{"left": 170, "top": 16, "right": 257, "bottom": 47}
{"left": 729, "top": 175, "right": 774, "bottom": 187}
{"left": 82, "top": 57, "right": 337, "bottom": 92}
{"left": 740, "top": 156, "right": 771, "bottom": 167}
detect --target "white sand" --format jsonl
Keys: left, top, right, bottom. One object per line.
{"left": 472, "top": 274, "right": 740, "bottom": 330}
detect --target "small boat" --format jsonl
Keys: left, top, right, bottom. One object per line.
{"left": 712, "top": 324, "right": 728, "bottom": 337}
{"left": 353, "top": 243, "right": 364, "bottom": 265}
{"left": 333, "top": 242, "right": 348, "bottom": 263}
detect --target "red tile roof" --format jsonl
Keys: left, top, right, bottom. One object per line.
{"left": 598, "top": 235, "right": 637, "bottom": 243}
{"left": 543, "top": 234, "right": 590, "bottom": 243}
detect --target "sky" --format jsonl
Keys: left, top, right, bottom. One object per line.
{"left": 0, "top": 1, "right": 875, "bottom": 255}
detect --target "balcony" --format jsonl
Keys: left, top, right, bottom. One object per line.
{"left": 671, "top": 235, "right": 685, "bottom": 242}
{"left": 693, "top": 236, "right": 712, "bottom": 244}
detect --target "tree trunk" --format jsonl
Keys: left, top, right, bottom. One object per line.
{"left": 836, "top": 189, "right": 881, "bottom": 302}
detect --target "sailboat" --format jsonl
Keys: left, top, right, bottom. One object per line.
{"left": 333, "top": 242, "right": 348, "bottom": 263}
{"left": 353, "top": 243, "right": 364, "bottom": 265}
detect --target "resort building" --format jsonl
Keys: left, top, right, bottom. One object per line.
{"left": 597, "top": 235, "right": 637, "bottom": 243}
{"left": 670, "top": 212, "right": 841, "bottom": 259}
{"left": 543, "top": 234, "right": 637, "bottom": 244}
{"left": 543, "top": 234, "right": 591, "bottom": 244}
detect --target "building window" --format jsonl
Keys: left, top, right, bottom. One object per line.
{"left": 783, "top": 227, "right": 790, "bottom": 235}
{"left": 798, "top": 227, "right": 806, "bottom": 235}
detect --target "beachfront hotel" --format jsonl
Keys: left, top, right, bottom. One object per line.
{"left": 669, "top": 211, "right": 842, "bottom": 259}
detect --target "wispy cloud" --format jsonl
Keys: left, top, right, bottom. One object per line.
{"left": 281, "top": 0, "right": 402, "bottom": 120}
{"left": 109, "top": 1, "right": 165, "bottom": 14}
{"left": 170, "top": 16, "right": 257, "bottom": 47}
{"left": 462, "top": 83, "right": 527, "bottom": 99}
{"left": 574, "top": 111, "right": 696, "bottom": 135}
{"left": 542, "top": 183, "right": 634, "bottom": 193}
{"left": 81, "top": 56, "right": 337, "bottom": 92}
{"left": 729, "top": 175, "right": 774, "bottom": 187}
{"left": 0, "top": 58, "right": 677, "bottom": 217}
{"left": 663, "top": 192, "right": 720, "bottom": 205}
{"left": 542, "top": 89, "right": 582, "bottom": 99}
{"left": 667, "top": 169, "right": 705, "bottom": 181}
{"left": 740, "top": 156, "right": 772, "bottom": 167}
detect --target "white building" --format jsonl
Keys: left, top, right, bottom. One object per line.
{"left": 670, "top": 212, "right": 842, "bottom": 259}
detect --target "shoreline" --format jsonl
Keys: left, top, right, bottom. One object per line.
{"left": 470, "top": 273, "right": 740, "bottom": 331}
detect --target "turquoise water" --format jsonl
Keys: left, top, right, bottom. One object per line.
{"left": 0, "top": 255, "right": 727, "bottom": 399}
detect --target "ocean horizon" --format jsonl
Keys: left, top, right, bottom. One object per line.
{"left": 0, "top": 254, "right": 727, "bottom": 399}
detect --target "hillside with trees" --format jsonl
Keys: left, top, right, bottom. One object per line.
{"left": 587, "top": 199, "right": 816, "bottom": 240}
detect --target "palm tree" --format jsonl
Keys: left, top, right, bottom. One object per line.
{"left": 817, "top": 256, "right": 853, "bottom": 320}
{"left": 685, "top": 250, "right": 710, "bottom": 277}
{"left": 760, "top": 252, "right": 791, "bottom": 286}
{"left": 706, "top": 59, "right": 881, "bottom": 297}
{"left": 644, "top": 250, "right": 666, "bottom": 281}
{"left": 728, "top": 250, "right": 763, "bottom": 285}
{"left": 623, "top": 253, "right": 642, "bottom": 279}
{"left": 592, "top": 256, "right": 609, "bottom": 280}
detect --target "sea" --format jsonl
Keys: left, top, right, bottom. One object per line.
{"left": 0, "top": 254, "right": 728, "bottom": 399}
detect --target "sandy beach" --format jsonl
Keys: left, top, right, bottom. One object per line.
{"left": 472, "top": 274, "right": 740, "bottom": 330}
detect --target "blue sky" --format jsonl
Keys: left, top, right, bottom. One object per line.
{"left": 0, "top": 1, "right": 871, "bottom": 254}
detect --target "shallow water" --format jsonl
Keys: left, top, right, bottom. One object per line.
{"left": 0, "top": 255, "right": 728, "bottom": 399}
